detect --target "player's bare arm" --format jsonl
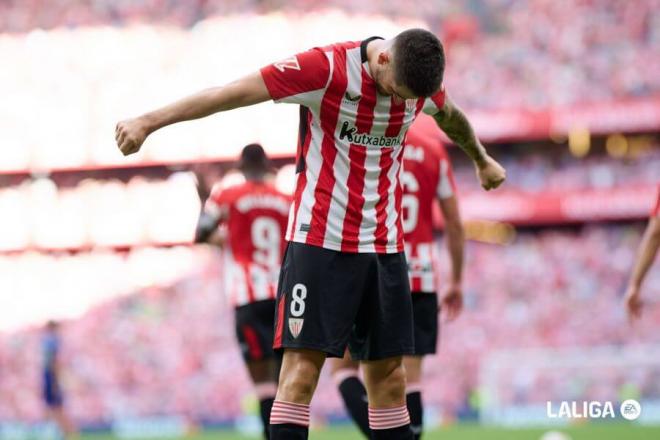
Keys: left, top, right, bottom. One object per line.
{"left": 438, "top": 195, "right": 465, "bottom": 321}
{"left": 194, "top": 206, "right": 228, "bottom": 247}
{"left": 433, "top": 95, "right": 506, "bottom": 190}
{"left": 624, "top": 217, "right": 660, "bottom": 321}
{"left": 115, "top": 72, "right": 271, "bottom": 156}
{"left": 194, "top": 209, "right": 222, "bottom": 244}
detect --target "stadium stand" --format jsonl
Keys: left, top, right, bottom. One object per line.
{"left": 1, "top": 0, "right": 658, "bottom": 432}
{"left": 0, "top": 146, "right": 657, "bottom": 250}
{"left": 1, "top": 225, "right": 658, "bottom": 425}
{"left": 1, "top": 0, "right": 658, "bottom": 109}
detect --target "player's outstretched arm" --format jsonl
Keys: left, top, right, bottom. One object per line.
{"left": 433, "top": 96, "right": 506, "bottom": 190}
{"left": 438, "top": 195, "right": 465, "bottom": 321}
{"left": 115, "top": 72, "right": 271, "bottom": 156}
{"left": 624, "top": 217, "right": 660, "bottom": 321}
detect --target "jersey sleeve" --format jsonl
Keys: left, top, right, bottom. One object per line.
{"left": 260, "top": 48, "right": 331, "bottom": 105}
{"left": 421, "top": 87, "right": 447, "bottom": 116}
{"left": 204, "top": 184, "right": 230, "bottom": 222}
{"left": 436, "top": 151, "right": 457, "bottom": 200}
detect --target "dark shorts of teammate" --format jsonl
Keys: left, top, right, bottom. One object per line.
{"left": 411, "top": 292, "right": 439, "bottom": 355}
{"left": 235, "top": 299, "right": 277, "bottom": 362}
{"left": 42, "top": 371, "right": 63, "bottom": 408}
{"left": 273, "top": 242, "right": 414, "bottom": 361}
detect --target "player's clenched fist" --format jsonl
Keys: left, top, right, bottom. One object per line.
{"left": 476, "top": 155, "right": 506, "bottom": 191}
{"left": 115, "top": 117, "right": 149, "bottom": 156}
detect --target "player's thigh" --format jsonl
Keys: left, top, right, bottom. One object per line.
{"left": 246, "top": 358, "right": 279, "bottom": 384}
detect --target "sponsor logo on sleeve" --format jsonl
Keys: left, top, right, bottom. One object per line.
{"left": 274, "top": 57, "right": 301, "bottom": 72}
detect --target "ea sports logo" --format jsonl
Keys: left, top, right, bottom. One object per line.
{"left": 620, "top": 399, "right": 641, "bottom": 421}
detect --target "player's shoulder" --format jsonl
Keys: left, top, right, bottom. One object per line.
{"left": 261, "top": 183, "right": 294, "bottom": 205}
{"left": 319, "top": 40, "right": 362, "bottom": 53}
{"left": 210, "top": 180, "right": 248, "bottom": 203}
{"left": 234, "top": 180, "right": 290, "bottom": 201}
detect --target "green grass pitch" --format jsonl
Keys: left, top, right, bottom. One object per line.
{"left": 80, "top": 423, "right": 660, "bottom": 440}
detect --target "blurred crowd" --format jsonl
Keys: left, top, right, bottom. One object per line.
{"left": 442, "top": 0, "right": 660, "bottom": 109}
{"left": 1, "top": 224, "right": 658, "bottom": 424}
{"left": 1, "top": 147, "right": 657, "bottom": 251}
{"left": 1, "top": 0, "right": 658, "bottom": 110}
{"left": 0, "top": 173, "right": 201, "bottom": 251}
{"left": 453, "top": 144, "right": 660, "bottom": 194}
{"left": 2, "top": 2, "right": 659, "bottom": 174}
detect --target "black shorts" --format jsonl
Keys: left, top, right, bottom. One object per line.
{"left": 273, "top": 242, "right": 414, "bottom": 361}
{"left": 411, "top": 292, "right": 439, "bottom": 355}
{"left": 235, "top": 299, "right": 277, "bottom": 362}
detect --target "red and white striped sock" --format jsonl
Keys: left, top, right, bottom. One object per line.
{"left": 269, "top": 400, "right": 310, "bottom": 427}
{"left": 368, "top": 405, "right": 411, "bottom": 430}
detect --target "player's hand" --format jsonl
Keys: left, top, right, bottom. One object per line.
{"left": 441, "top": 281, "right": 463, "bottom": 322}
{"left": 115, "top": 117, "right": 149, "bottom": 156}
{"left": 476, "top": 155, "right": 506, "bottom": 190}
{"left": 624, "top": 285, "right": 643, "bottom": 323}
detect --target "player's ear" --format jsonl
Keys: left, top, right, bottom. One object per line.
{"left": 377, "top": 51, "right": 391, "bottom": 66}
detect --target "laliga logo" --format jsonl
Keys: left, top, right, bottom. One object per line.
{"left": 546, "top": 400, "right": 641, "bottom": 420}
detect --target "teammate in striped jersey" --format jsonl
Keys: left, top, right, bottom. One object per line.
{"left": 624, "top": 185, "right": 660, "bottom": 321}
{"left": 330, "top": 116, "right": 465, "bottom": 439}
{"left": 194, "top": 144, "right": 289, "bottom": 439}
{"left": 116, "top": 29, "right": 505, "bottom": 440}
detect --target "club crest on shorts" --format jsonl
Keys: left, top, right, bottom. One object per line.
{"left": 288, "top": 318, "right": 304, "bottom": 338}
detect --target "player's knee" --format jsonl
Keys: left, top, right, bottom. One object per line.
{"left": 278, "top": 361, "right": 320, "bottom": 403}
{"left": 381, "top": 364, "right": 407, "bottom": 401}
{"left": 366, "top": 362, "right": 407, "bottom": 405}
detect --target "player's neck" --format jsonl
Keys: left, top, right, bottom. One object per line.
{"left": 365, "top": 38, "right": 387, "bottom": 79}
{"left": 245, "top": 175, "right": 265, "bottom": 184}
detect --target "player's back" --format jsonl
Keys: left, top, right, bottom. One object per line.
{"left": 208, "top": 180, "right": 291, "bottom": 306}
{"left": 401, "top": 116, "right": 456, "bottom": 292}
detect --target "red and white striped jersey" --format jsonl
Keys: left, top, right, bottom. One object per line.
{"left": 260, "top": 37, "right": 446, "bottom": 254}
{"left": 653, "top": 185, "right": 660, "bottom": 218}
{"left": 205, "top": 181, "right": 291, "bottom": 307}
{"left": 401, "top": 116, "right": 457, "bottom": 293}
